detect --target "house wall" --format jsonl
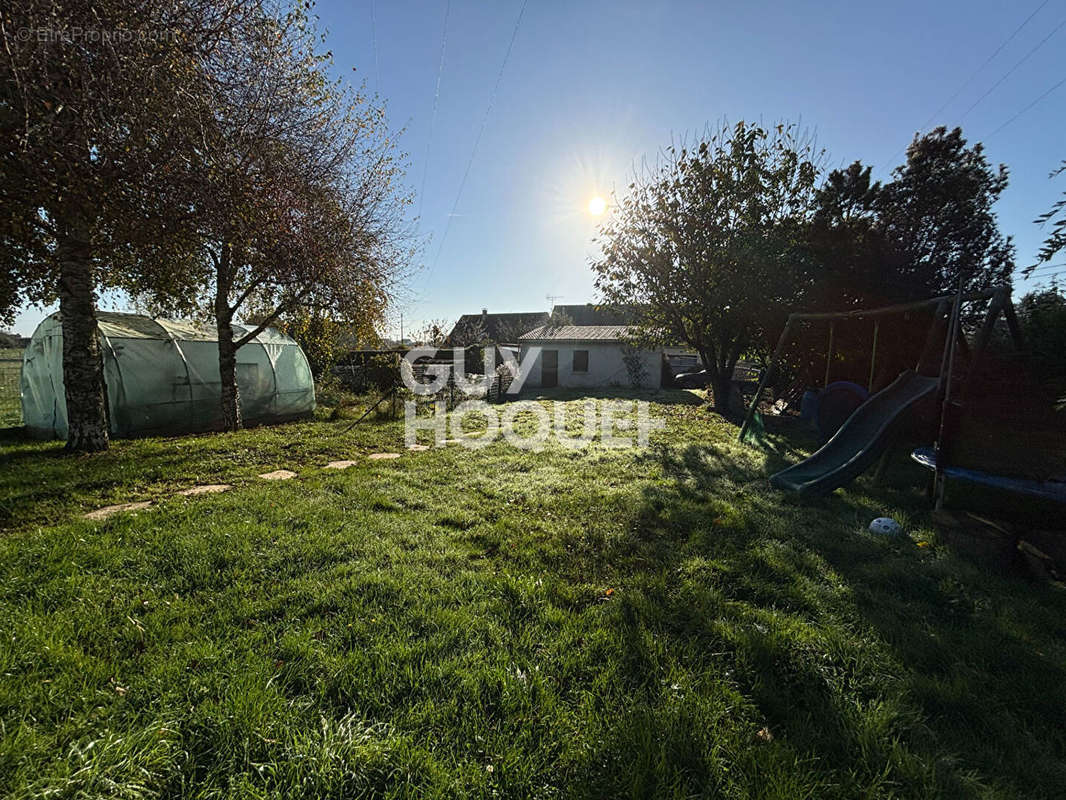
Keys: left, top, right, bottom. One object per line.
{"left": 518, "top": 342, "right": 662, "bottom": 390}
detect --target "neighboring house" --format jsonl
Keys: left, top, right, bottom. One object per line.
{"left": 550, "top": 303, "right": 644, "bottom": 326}
{"left": 518, "top": 325, "right": 662, "bottom": 390}
{"left": 447, "top": 309, "right": 550, "bottom": 346}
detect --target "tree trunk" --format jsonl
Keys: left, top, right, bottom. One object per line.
{"left": 215, "top": 245, "right": 242, "bottom": 431}
{"left": 710, "top": 372, "right": 735, "bottom": 416}
{"left": 217, "top": 328, "right": 242, "bottom": 431}
{"left": 57, "top": 217, "right": 109, "bottom": 452}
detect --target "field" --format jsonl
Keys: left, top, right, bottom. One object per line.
{"left": 0, "top": 349, "right": 22, "bottom": 428}
{"left": 1, "top": 392, "right": 1065, "bottom": 798}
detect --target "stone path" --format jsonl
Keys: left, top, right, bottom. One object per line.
{"left": 176, "top": 484, "right": 232, "bottom": 496}
{"left": 84, "top": 501, "right": 153, "bottom": 520}
{"left": 258, "top": 469, "right": 297, "bottom": 480}
{"left": 84, "top": 445, "right": 432, "bottom": 520}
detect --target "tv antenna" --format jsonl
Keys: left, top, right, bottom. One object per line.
{"left": 546, "top": 294, "right": 563, "bottom": 308}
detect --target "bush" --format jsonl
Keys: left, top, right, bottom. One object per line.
{"left": 1018, "top": 288, "right": 1066, "bottom": 402}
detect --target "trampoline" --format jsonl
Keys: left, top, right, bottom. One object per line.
{"left": 911, "top": 447, "right": 1066, "bottom": 504}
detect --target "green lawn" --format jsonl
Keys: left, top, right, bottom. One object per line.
{"left": 1, "top": 392, "right": 1064, "bottom": 798}
{"left": 0, "top": 349, "right": 22, "bottom": 428}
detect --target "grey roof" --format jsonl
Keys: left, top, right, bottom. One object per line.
{"left": 550, "top": 304, "right": 645, "bottom": 325}
{"left": 446, "top": 311, "right": 549, "bottom": 344}
{"left": 519, "top": 325, "right": 634, "bottom": 342}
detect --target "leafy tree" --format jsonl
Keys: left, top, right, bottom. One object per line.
{"left": 807, "top": 162, "right": 891, "bottom": 309}
{"left": 0, "top": 0, "right": 231, "bottom": 450}
{"left": 592, "top": 121, "right": 822, "bottom": 412}
{"left": 413, "top": 319, "right": 452, "bottom": 347}
{"left": 548, "top": 308, "right": 574, "bottom": 326}
{"left": 188, "top": 7, "right": 411, "bottom": 430}
{"left": 450, "top": 317, "right": 487, "bottom": 347}
{"left": 1032, "top": 161, "right": 1066, "bottom": 267}
{"left": 1017, "top": 287, "right": 1066, "bottom": 403}
{"left": 877, "top": 127, "right": 1014, "bottom": 298}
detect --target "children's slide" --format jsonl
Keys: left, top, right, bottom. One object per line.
{"left": 770, "top": 371, "right": 940, "bottom": 496}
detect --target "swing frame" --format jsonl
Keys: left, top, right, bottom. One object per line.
{"left": 737, "top": 286, "right": 1022, "bottom": 463}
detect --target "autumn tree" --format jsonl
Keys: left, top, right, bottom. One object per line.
{"left": 592, "top": 121, "right": 822, "bottom": 412}
{"left": 1, "top": 0, "right": 263, "bottom": 450}
{"left": 188, "top": 7, "right": 410, "bottom": 430}
{"left": 413, "top": 319, "right": 451, "bottom": 347}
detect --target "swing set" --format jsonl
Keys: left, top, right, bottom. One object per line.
{"left": 736, "top": 285, "right": 1052, "bottom": 505}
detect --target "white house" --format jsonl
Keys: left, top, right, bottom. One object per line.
{"left": 517, "top": 326, "right": 662, "bottom": 390}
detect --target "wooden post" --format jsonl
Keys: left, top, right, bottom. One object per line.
{"left": 960, "top": 290, "right": 1004, "bottom": 401}
{"left": 1002, "top": 297, "right": 1026, "bottom": 352}
{"left": 916, "top": 300, "right": 948, "bottom": 373}
{"left": 739, "top": 317, "right": 794, "bottom": 442}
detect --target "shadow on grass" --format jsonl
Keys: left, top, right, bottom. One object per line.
{"left": 582, "top": 439, "right": 1066, "bottom": 797}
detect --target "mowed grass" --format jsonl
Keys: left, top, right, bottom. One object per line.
{"left": 1, "top": 392, "right": 1065, "bottom": 798}
{"left": 0, "top": 349, "right": 22, "bottom": 428}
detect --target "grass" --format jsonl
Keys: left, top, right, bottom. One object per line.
{"left": 0, "top": 348, "right": 22, "bottom": 428}
{"left": 1, "top": 391, "right": 1065, "bottom": 798}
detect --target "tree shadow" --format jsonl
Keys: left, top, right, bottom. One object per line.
{"left": 577, "top": 437, "right": 1066, "bottom": 797}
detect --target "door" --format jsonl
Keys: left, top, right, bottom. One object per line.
{"left": 541, "top": 350, "right": 558, "bottom": 388}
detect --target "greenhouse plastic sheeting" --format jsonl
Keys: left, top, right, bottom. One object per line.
{"left": 21, "top": 311, "right": 315, "bottom": 439}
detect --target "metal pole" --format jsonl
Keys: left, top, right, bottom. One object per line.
{"left": 868, "top": 320, "right": 879, "bottom": 392}
{"left": 933, "top": 281, "right": 964, "bottom": 509}
{"left": 738, "top": 317, "right": 794, "bottom": 442}
{"left": 824, "top": 321, "right": 835, "bottom": 388}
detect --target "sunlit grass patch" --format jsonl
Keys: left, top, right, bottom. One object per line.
{"left": 1, "top": 392, "right": 1065, "bottom": 797}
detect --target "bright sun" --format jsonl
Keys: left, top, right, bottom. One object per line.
{"left": 587, "top": 195, "right": 607, "bottom": 216}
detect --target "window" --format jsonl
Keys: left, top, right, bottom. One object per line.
{"left": 572, "top": 349, "right": 589, "bottom": 373}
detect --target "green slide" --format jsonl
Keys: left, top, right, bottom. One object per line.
{"left": 770, "top": 371, "right": 939, "bottom": 496}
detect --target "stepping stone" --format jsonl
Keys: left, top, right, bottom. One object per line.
{"left": 407, "top": 444, "right": 430, "bottom": 451}
{"left": 368, "top": 453, "right": 401, "bottom": 460}
{"left": 84, "top": 501, "right": 153, "bottom": 520}
{"left": 325, "top": 460, "right": 358, "bottom": 470}
{"left": 176, "top": 484, "right": 232, "bottom": 496}
{"left": 258, "top": 469, "right": 297, "bottom": 480}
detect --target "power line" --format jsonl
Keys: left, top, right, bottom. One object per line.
{"left": 956, "top": 16, "right": 1066, "bottom": 122}
{"left": 370, "top": 0, "right": 381, "bottom": 90}
{"left": 917, "top": 1, "right": 1049, "bottom": 134}
{"left": 1023, "top": 264, "right": 1066, "bottom": 277}
{"left": 431, "top": 0, "right": 530, "bottom": 274}
{"left": 985, "top": 74, "right": 1066, "bottom": 138}
{"left": 880, "top": 0, "right": 1052, "bottom": 170}
{"left": 417, "top": 0, "right": 451, "bottom": 225}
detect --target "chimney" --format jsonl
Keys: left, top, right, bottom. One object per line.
{"left": 481, "top": 308, "right": 488, "bottom": 321}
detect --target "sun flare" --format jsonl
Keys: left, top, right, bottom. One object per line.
{"left": 587, "top": 195, "right": 607, "bottom": 216}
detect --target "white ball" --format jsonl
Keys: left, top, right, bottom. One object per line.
{"left": 869, "top": 517, "right": 902, "bottom": 536}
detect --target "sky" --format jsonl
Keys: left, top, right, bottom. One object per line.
{"left": 10, "top": 0, "right": 1066, "bottom": 338}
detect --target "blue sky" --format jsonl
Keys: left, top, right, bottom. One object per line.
{"left": 11, "top": 0, "right": 1066, "bottom": 337}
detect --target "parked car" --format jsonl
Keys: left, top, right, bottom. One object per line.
{"left": 674, "top": 370, "right": 710, "bottom": 389}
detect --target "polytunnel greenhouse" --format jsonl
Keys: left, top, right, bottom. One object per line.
{"left": 21, "top": 311, "right": 315, "bottom": 439}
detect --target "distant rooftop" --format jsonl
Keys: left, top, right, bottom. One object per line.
{"left": 519, "top": 325, "right": 634, "bottom": 342}
{"left": 446, "top": 310, "right": 550, "bottom": 344}
{"left": 550, "top": 304, "right": 644, "bottom": 326}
